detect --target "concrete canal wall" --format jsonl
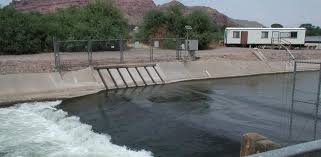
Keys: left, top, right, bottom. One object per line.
{"left": 0, "top": 60, "right": 319, "bottom": 105}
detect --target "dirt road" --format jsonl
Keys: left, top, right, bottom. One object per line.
{"left": 1, "top": 47, "right": 320, "bottom": 74}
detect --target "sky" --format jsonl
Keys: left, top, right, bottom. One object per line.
{"left": 154, "top": 0, "right": 321, "bottom": 27}
{"left": 1, "top": 0, "right": 320, "bottom": 27}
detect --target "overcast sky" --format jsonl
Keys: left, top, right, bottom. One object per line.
{"left": 154, "top": 0, "right": 321, "bottom": 27}
{"left": 1, "top": 0, "right": 320, "bottom": 27}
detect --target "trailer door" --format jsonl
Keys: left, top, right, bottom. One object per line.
{"left": 241, "top": 31, "right": 248, "bottom": 46}
{"left": 272, "top": 31, "right": 280, "bottom": 44}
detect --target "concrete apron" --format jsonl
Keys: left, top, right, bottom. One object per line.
{"left": 0, "top": 60, "right": 319, "bottom": 105}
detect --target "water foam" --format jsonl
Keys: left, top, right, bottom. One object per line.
{"left": 0, "top": 101, "right": 153, "bottom": 157}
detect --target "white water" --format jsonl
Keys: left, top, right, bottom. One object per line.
{"left": 0, "top": 101, "right": 153, "bottom": 157}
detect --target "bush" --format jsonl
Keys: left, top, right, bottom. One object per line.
{"left": 161, "top": 38, "right": 178, "bottom": 50}
{"left": 139, "top": 7, "right": 218, "bottom": 49}
{"left": 0, "top": 0, "right": 128, "bottom": 55}
{"left": 186, "top": 10, "right": 215, "bottom": 49}
{"left": 0, "top": 7, "right": 49, "bottom": 54}
{"left": 300, "top": 23, "right": 321, "bottom": 36}
{"left": 271, "top": 23, "right": 284, "bottom": 28}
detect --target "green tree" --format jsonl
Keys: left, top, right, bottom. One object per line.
{"left": 186, "top": 10, "right": 215, "bottom": 49}
{"left": 139, "top": 7, "right": 217, "bottom": 49}
{"left": 165, "top": 5, "right": 186, "bottom": 37}
{"left": 0, "top": 0, "right": 129, "bottom": 54}
{"left": 138, "top": 9, "right": 167, "bottom": 39}
{"left": 0, "top": 7, "right": 49, "bottom": 54}
{"left": 47, "top": 0, "right": 128, "bottom": 40}
{"left": 300, "top": 23, "right": 321, "bottom": 36}
{"left": 271, "top": 23, "right": 284, "bottom": 28}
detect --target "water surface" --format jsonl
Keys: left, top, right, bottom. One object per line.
{"left": 1, "top": 72, "right": 321, "bottom": 157}
{"left": 59, "top": 71, "right": 321, "bottom": 157}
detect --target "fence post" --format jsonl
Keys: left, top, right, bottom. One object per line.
{"left": 87, "top": 39, "right": 92, "bottom": 66}
{"left": 314, "top": 64, "right": 321, "bottom": 140}
{"left": 53, "top": 36, "right": 57, "bottom": 68}
{"left": 150, "top": 38, "right": 154, "bottom": 62}
{"left": 120, "top": 37, "right": 124, "bottom": 63}
{"left": 176, "top": 37, "right": 180, "bottom": 60}
{"left": 289, "top": 61, "right": 297, "bottom": 142}
{"left": 53, "top": 36, "right": 61, "bottom": 72}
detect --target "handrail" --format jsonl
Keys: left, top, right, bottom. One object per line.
{"left": 252, "top": 48, "right": 267, "bottom": 61}
{"left": 280, "top": 38, "right": 291, "bottom": 45}
{"left": 280, "top": 44, "right": 295, "bottom": 60}
{"left": 280, "top": 39, "right": 292, "bottom": 48}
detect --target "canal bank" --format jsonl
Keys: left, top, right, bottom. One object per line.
{"left": 0, "top": 59, "right": 319, "bottom": 105}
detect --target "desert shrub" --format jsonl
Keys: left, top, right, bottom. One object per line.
{"left": 139, "top": 6, "right": 218, "bottom": 49}
{"left": 0, "top": 0, "right": 128, "bottom": 54}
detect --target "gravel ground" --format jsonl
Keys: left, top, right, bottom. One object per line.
{"left": 1, "top": 47, "right": 321, "bottom": 74}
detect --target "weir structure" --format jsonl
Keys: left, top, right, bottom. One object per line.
{"left": 94, "top": 64, "right": 165, "bottom": 90}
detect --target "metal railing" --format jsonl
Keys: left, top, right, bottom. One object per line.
{"left": 247, "top": 139, "right": 321, "bottom": 157}
{"left": 280, "top": 44, "right": 295, "bottom": 61}
{"left": 248, "top": 60, "right": 321, "bottom": 157}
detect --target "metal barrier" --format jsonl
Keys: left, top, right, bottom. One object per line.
{"left": 247, "top": 60, "right": 321, "bottom": 157}
{"left": 53, "top": 37, "right": 185, "bottom": 72}
{"left": 289, "top": 60, "right": 321, "bottom": 141}
{"left": 247, "top": 139, "right": 321, "bottom": 157}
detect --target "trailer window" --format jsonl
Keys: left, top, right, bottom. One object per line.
{"left": 291, "top": 32, "right": 298, "bottom": 38}
{"left": 233, "top": 31, "right": 240, "bottom": 38}
{"left": 261, "top": 31, "right": 269, "bottom": 38}
{"left": 280, "top": 32, "right": 290, "bottom": 38}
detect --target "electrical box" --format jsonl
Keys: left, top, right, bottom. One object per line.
{"left": 186, "top": 40, "right": 199, "bottom": 51}
{"left": 154, "top": 41, "right": 159, "bottom": 48}
{"left": 134, "top": 41, "right": 141, "bottom": 48}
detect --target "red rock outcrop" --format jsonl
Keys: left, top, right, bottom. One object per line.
{"left": 11, "top": 0, "right": 263, "bottom": 27}
{"left": 159, "top": 0, "right": 238, "bottom": 27}
{"left": 115, "top": 0, "right": 156, "bottom": 25}
{"left": 12, "top": 0, "right": 89, "bottom": 13}
{"left": 11, "top": 0, "right": 156, "bottom": 25}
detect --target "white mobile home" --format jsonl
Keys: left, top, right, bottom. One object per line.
{"left": 224, "top": 27, "right": 306, "bottom": 47}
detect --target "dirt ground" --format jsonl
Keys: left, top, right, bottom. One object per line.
{"left": 1, "top": 47, "right": 321, "bottom": 74}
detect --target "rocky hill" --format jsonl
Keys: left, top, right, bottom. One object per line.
{"left": 158, "top": 0, "right": 264, "bottom": 27}
{"left": 12, "top": 0, "right": 156, "bottom": 25}
{"left": 115, "top": 0, "right": 156, "bottom": 26}
{"left": 11, "top": 0, "right": 264, "bottom": 27}
{"left": 158, "top": 0, "right": 238, "bottom": 27}
{"left": 231, "top": 19, "right": 265, "bottom": 28}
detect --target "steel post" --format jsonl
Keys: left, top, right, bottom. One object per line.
{"left": 120, "top": 39, "right": 124, "bottom": 63}
{"left": 53, "top": 37, "right": 58, "bottom": 69}
{"left": 53, "top": 37, "right": 61, "bottom": 73}
{"left": 289, "top": 61, "right": 297, "bottom": 141}
{"left": 176, "top": 37, "right": 179, "bottom": 60}
{"left": 149, "top": 39, "right": 153, "bottom": 62}
{"left": 87, "top": 40, "right": 92, "bottom": 66}
{"left": 314, "top": 64, "right": 321, "bottom": 140}
{"left": 57, "top": 42, "right": 61, "bottom": 72}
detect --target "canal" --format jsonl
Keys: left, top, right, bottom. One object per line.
{"left": 1, "top": 72, "right": 321, "bottom": 157}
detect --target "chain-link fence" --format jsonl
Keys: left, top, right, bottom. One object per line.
{"left": 53, "top": 38, "right": 186, "bottom": 72}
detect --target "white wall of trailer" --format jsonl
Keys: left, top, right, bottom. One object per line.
{"left": 224, "top": 28, "right": 306, "bottom": 45}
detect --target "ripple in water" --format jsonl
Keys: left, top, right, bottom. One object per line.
{"left": 0, "top": 101, "right": 153, "bottom": 157}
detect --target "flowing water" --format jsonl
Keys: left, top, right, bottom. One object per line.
{"left": 1, "top": 72, "right": 321, "bottom": 157}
